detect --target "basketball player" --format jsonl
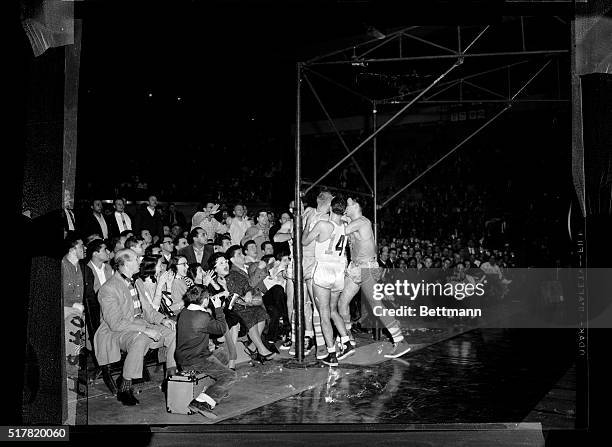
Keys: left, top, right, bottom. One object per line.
{"left": 301, "top": 191, "right": 333, "bottom": 358}
{"left": 339, "top": 197, "right": 412, "bottom": 358}
{"left": 302, "top": 196, "right": 353, "bottom": 366}
{"left": 275, "top": 192, "right": 331, "bottom": 356}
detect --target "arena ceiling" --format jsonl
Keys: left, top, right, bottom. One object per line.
{"left": 75, "top": 1, "right": 572, "bottom": 140}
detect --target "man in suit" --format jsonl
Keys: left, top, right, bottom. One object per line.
{"left": 94, "top": 249, "right": 177, "bottom": 406}
{"left": 163, "top": 203, "right": 186, "bottom": 229}
{"left": 241, "top": 209, "right": 270, "bottom": 260}
{"left": 134, "top": 195, "right": 164, "bottom": 243}
{"left": 178, "top": 227, "right": 214, "bottom": 270}
{"left": 108, "top": 198, "right": 133, "bottom": 238}
{"left": 83, "top": 239, "right": 113, "bottom": 334}
{"left": 63, "top": 189, "right": 77, "bottom": 238}
{"left": 82, "top": 239, "right": 116, "bottom": 392}
{"left": 82, "top": 199, "right": 110, "bottom": 240}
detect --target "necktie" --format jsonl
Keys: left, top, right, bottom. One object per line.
{"left": 67, "top": 210, "right": 75, "bottom": 229}
{"left": 121, "top": 213, "right": 127, "bottom": 229}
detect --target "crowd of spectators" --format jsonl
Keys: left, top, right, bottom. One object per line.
{"left": 61, "top": 194, "right": 297, "bottom": 411}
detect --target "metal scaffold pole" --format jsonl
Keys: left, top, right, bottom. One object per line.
{"left": 293, "top": 62, "right": 305, "bottom": 363}
{"left": 372, "top": 102, "right": 378, "bottom": 246}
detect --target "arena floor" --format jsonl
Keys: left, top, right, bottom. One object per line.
{"left": 80, "top": 328, "right": 575, "bottom": 429}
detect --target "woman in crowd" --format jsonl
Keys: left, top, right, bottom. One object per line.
{"left": 207, "top": 252, "right": 244, "bottom": 370}
{"left": 155, "top": 255, "right": 194, "bottom": 315}
{"left": 225, "top": 245, "right": 277, "bottom": 362}
{"left": 135, "top": 254, "right": 165, "bottom": 310}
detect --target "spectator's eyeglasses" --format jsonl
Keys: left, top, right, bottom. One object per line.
{"left": 177, "top": 262, "right": 188, "bottom": 266}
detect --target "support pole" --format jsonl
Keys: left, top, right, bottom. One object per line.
{"left": 372, "top": 103, "right": 378, "bottom": 245}
{"left": 372, "top": 102, "right": 382, "bottom": 342}
{"left": 293, "top": 62, "right": 305, "bottom": 362}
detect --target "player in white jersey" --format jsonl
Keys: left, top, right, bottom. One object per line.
{"left": 302, "top": 196, "right": 353, "bottom": 366}
{"left": 301, "top": 191, "right": 332, "bottom": 358}
{"left": 274, "top": 193, "right": 330, "bottom": 356}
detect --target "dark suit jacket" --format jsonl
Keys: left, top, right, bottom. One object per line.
{"left": 62, "top": 209, "right": 78, "bottom": 235}
{"left": 178, "top": 244, "right": 214, "bottom": 270}
{"left": 134, "top": 205, "right": 164, "bottom": 239}
{"left": 108, "top": 211, "right": 134, "bottom": 238}
{"left": 82, "top": 261, "right": 114, "bottom": 342}
{"left": 81, "top": 212, "right": 110, "bottom": 239}
{"left": 164, "top": 209, "right": 186, "bottom": 229}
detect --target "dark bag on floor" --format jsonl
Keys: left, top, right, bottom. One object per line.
{"left": 166, "top": 371, "right": 213, "bottom": 415}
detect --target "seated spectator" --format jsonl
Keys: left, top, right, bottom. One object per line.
{"left": 170, "top": 224, "right": 183, "bottom": 240}
{"left": 389, "top": 248, "right": 399, "bottom": 268}
{"left": 119, "top": 230, "right": 134, "bottom": 249}
{"left": 141, "top": 229, "right": 153, "bottom": 252}
{"left": 213, "top": 234, "right": 232, "bottom": 254}
{"left": 135, "top": 254, "right": 165, "bottom": 311}
{"left": 179, "top": 227, "right": 214, "bottom": 270}
{"left": 162, "top": 225, "right": 171, "bottom": 237}
{"left": 144, "top": 243, "right": 162, "bottom": 256}
{"left": 240, "top": 209, "right": 270, "bottom": 259}
{"left": 94, "top": 249, "right": 177, "bottom": 406}
{"left": 243, "top": 240, "right": 259, "bottom": 264}
{"left": 85, "top": 233, "right": 103, "bottom": 244}
{"left": 83, "top": 239, "right": 113, "bottom": 339}
{"left": 249, "top": 254, "right": 289, "bottom": 344}
{"left": 225, "top": 245, "right": 277, "bottom": 361}
{"left": 378, "top": 246, "right": 393, "bottom": 269}
{"left": 125, "top": 236, "right": 145, "bottom": 258}
{"left": 160, "top": 235, "right": 175, "bottom": 263}
{"left": 208, "top": 252, "right": 245, "bottom": 370}
{"left": 62, "top": 232, "right": 84, "bottom": 309}
{"left": 165, "top": 255, "right": 195, "bottom": 314}
{"left": 261, "top": 241, "right": 275, "bottom": 257}
{"left": 175, "top": 285, "right": 236, "bottom": 415}
{"left": 174, "top": 235, "right": 189, "bottom": 252}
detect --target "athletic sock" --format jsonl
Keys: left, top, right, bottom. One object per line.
{"left": 340, "top": 335, "right": 350, "bottom": 344}
{"left": 120, "top": 377, "right": 132, "bottom": 392}
{"left": 327, "top": 346, "right": 336, "bottom": 354}
{"left": 195, "top": 392, "right": 216, "bottom": 408}
{"left": 313, "top": 309, "right": 324, "bottom": 348}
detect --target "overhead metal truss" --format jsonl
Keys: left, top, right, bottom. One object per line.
{"left": 290, "top": 17, "right": 570, "bottom": 362}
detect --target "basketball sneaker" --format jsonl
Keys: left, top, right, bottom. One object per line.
{"left": 383, "top": 339, "right": 412, "bottom": 358}
{"left": 337, "top": 341, "right": 355, "bottom": 360}
{"left": 321, "top": 352, "right": 339, "bottom": 367}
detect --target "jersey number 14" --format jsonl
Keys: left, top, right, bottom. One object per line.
{"left": 325, "top": 235, "right": 345, "bottom": 256}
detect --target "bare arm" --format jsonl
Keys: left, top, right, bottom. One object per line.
{"left": 274, "top": 232, "right": 292, "bottom": 243}
{"left": 302, "top": 220, "right": 324, "bottom": 246}
{"left": 274, "top": 220, "right": 293, "bottom": 243}
{"left": 345, "top": 217, "right": 364, "bottom": 235}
